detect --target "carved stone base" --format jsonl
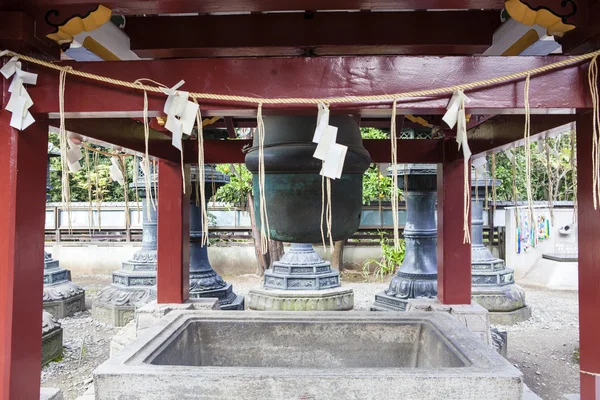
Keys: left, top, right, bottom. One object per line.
{"left": 372, "top": 291, "right": 412, "bottom": 311}
{"left": 92, "top": 302, "right": 137, "bottom": 327}
{"left": 42, "top": 311, "right": 63, "bottom": 366}
{"left": 472, "top": 284, "right": 531, "bottom": 325}
{"left": 247, "top": 287, "right": 354, "bottom": 311}
{"left": 93, "top": 285, "right": 156, "bottom": 326}
{"left": 472, "top": 284, "right": 528, "bottom": 313}
{"left": 43, "top": 290, "right": 86, "bottom": 319}
{"left": 488, "top": 306, "right": 533, "bottom": 326}
{"left": 189, "top": 283, "right": 245, "bottom": 310}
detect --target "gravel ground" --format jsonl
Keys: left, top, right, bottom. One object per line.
{"left": 42, "top": 273, "right": 579, "bottom": 400}
{"left": 496, "top": 285, "right": 580, "bottom": 400}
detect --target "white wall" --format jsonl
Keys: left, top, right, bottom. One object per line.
{"left": 504, "top": 208, "right": 576, "bottom": 279}
{"left": 46, "top": 243, "right": 383, "bottom": 277}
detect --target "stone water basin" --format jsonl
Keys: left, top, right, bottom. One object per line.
{"left": 95, "top": 311, "right": 522, "bottom": 399}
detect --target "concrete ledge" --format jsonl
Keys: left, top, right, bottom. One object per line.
{"left": 110, "top": 299, "right": 219, "bottom": 356}
{"left": 406, "top": 300, "right": 492, "bottom": 345}
{"left": 95, "top": 311, "right": 522, "bottom": 400}
{"left": 521, "top": 258, "right": 578, "bottom": 291}
{"left": 246, "top": 287, "right": 354, "bottom": 311}
{"left": 489, "top": 306, "right": 532, "bottom": 325}
{"left": 40, "top": 387, "right": 63, "bottom": 400}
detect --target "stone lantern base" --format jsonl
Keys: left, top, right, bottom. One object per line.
{"left": 93, "top": 285, "right": 156, "bottom": 327}
{"left": 189, "top": 282, "right": 245, "bottom": 310}
{"left": 247, "top": 287, "right": 354, "bottom": 311}
{"left": 472, "top": 285, "right": 532, "bottom": 325}
{"left": 42, "top": 310, "right": 63, "bottom": 366}
{"left": 43, "top": 255, "right": 85, "bottom": 319}
{"left": 247, "top": 244, "right": 354, "bottom": 311}
{"left": 470, "top": 251, "right": 531, "bottom": 325}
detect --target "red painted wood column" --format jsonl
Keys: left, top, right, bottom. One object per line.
{"left": 157, "top": 161, "right": 190, "bottom": 303}
{"left": 437, "top": 144, "right": 472, "bottom": 305}
{"left": 0, "top": 95, "right": 49, "bottom": 396}
{"left": 575, "top": 112, "right": 600, "bottom": 400}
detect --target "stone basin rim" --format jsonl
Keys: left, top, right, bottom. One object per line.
{"left": 95, "top": 310, "right": 522, "bottom": 381}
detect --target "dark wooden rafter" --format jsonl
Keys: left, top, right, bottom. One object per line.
{"left": 468, "top": 114, "right": 576, "bottom": 157}
{"left": 559, "top": 1, "right": 600, "bottom": 54}
{"left": 14, "top": 0, "right": 507, "bottom": 15}
{"left": 126, "top": 11, "right": 502, "bottom": 58}
{"left": 59, "top": 117, "right": 445, "bottom": 164}
{"left": 224, "top": 117, "right": 237, "bottom": 138}
{"left": 0, "top": 11, "right": 59, "bottom": 59}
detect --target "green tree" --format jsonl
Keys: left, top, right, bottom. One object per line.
{"left": 213, "top": 164, "right": 253, "bottom": 206}
{"left": 491, "top": 131, "right": 575, "bottom": 202}
{"left": 47, "top": 133, "right": 137, "bottom": 202}
{"left": 360, "top": 127, "right": 396, "bottom": 205}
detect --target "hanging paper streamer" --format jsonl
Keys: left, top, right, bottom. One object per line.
{"left": 0, "top": 56, "right": 37, "bottom": 130}
{"left": 313, "top": 102, "right": 330, "bottom": 143}
{"left": 312, "top": 104, "right": 348, "bottom": 251}
{"left": 443, "top": 90, "right": 472, "bottom": 243}
{"left": 110, "top": 156, "right": 125, "bottom": 185}
{"left": 160, "top": 80, "right": 200, "bottom": 194}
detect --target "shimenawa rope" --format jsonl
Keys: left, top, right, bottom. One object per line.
{"left": 3, "top": 49, "right": 600, "bottom": 105}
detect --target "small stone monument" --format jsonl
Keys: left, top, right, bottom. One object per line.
{"left": 543, "top": 224, "right": 578, "bottom": 262}
{"left": 41, "top": 310, "right": 63, "bottom": 366}
{"left": 93, "top": 166, "right": 157, "bottom": 326}
{"left": 470, "top": 172, "right": 531, "bottom": 324}
{"left": 523, "top": 223, "right": 579, "bottom": 290}
{"left": 44, "top": 146, "right": 85, "bottom": 319}
{"left": 188, "top": 165, "right": 244, "bottom": 309}
{"left": 372, "top": 164, "right": 438, "bottom": 311}
{"left": 247, "top": 243, "right": 354, "bottom": 311}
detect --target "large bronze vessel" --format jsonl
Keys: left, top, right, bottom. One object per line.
{"left": 245, "top": 115, "right": 371, "bottom": 243}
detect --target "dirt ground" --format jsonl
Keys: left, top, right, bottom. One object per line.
{"left": 42, "top": 273, "right": 579, "bottom": 400}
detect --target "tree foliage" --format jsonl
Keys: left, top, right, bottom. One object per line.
{"left": 47, "top": 133, "right": 137, "bottom": 202}
{"left": 213, "top": 164, "right": 253, "bottom": 206}
{"left": 491, "top": 132, "right": 576, "bottom": 202}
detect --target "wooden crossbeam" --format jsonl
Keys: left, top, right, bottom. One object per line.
{"left": 126, "top": 11, "right": 501, "bottom": 58}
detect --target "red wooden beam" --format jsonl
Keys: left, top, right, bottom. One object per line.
{"left": 126, "top": 11, "right": 500, "bottom": 58}
{"left": 0, "top": 91, "right": 48, "bottom": 397}
{"left": 437, "top": 140, "right": 471, "bottom": 305}
{"left": 157, "top": 160, "right": 190, "bottom": 303}
{"left": 575, "top": 112, "right": 600, "bottom": 400}
{"left": 19, "top": 55, "right": 592, "bottom": 118}
{"left": 0, "top": 11, "right": 59, "bottom": 60}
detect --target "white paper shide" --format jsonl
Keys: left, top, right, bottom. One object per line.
{"left": 1, "top": 56, "right": 38, "bottom": 130}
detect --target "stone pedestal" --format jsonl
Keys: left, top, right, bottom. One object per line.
{"left": 523, "top": 224, "right": 579, "bottom": 290}
{"left": 189, "top": 166, "right": 244, "bottom": 310}
{"left": 41, "top": 310, "right": 63, "bottom": 366}
{"left": 43, "top": 253, "right": 85, "bottom": 319}
{"left": 248, "top": 243, "right": 354, "bottom": 311}
{"left": 373, "top": 164, "right": 438, "bottom": 311}
{"left": 94, "top": 171, "right": 158, "bottom": 327}
{"left": 470, "top": 174, "right": 531, "bottom": 325}
{"left": 44, "top": 151, "right": 85, "bottom": 319}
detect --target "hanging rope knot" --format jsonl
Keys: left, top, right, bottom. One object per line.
{"left": 390, "top": 98, "right": 401, "bottom": 250}
{"left": 588, "top": 56, "right": 600, "bottom": 211}
{"left": 256, "top": 102, "right": 271, "bottom": 254}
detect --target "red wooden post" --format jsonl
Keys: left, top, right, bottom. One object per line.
{"left": 0, "top": 104, "right": 49, "bottom": 396}
{"left": 157, "top": 160, "right": 190, "bottom": 303}
{"left": 437, "top": 148, "right": 472, "bottom": 304}
{"left": 575, "top": 112, "right": 600, "bottom": 400}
